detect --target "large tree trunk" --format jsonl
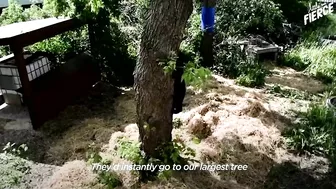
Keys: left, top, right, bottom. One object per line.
{"left": 134, "top": 0, "right": 193, "bottom": 158}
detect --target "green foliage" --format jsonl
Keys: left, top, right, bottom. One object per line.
{"left": 2, "top": 142, "right": 29, "bottom": 158}
{"left": 173, "top": 118, "right": 183, "bottom": 129}
{"left": 28, "top": 27, "right": 90, "bottom": 63}
{"left": 324, "top": 81, "right": 336, "bottom": 97}
{"left": 213, "top": 40, "right": 266, "bottom": 88}
{"left": 119, "top": 0, "right": 149, "bottom": 57}
{"left": 0, "top": 0, "right": 135, "bottom": 86}
{"left": 97, "top": 171, "right": 122, "bottom": 189}
{"left": 88, "top": 10, "right": 136, "bottom": 86}
{"left": 115, "top": 138, "right": 197, "bottom": 180}
{"left": 0, "top": 0, "right": 26, "bottom": 25}
{"left": 284, "top": 104, "right": 336, "bottom": 170}
{"left": 86, "top": 143, "right": 122, "bottom": 188}
{"left": 0, "top": 0, "right": 29, "bottom": 57}
{"left": 180, "top": 8, "right": 202, "bottom": 56}
{"left": 161, "top": 61, "right": 176, "bottom": 76}
{"left": 192, "top": 136, "right": 201, "bottom": 144}
{"left": 117, "top": 138, "right": 144, "bottom": 165}
{"left": 235, "top": 63, "right": 266, "bottom": 87}
{"left": 183, "top": 61, "right": 212, "bottom": 89}
{"left": 302, "top": 14, "right": 336, "bottom": 40}
{"left": 86, "top": 142, "right": 102, "bottom": 164}
{"left": 51, "top": 0, "right": 137, "bottom": 87}
{"left": 0, "top": 153, "right": 31, "bottom": 188}
{"left": 158, "top": 52, "right": 178, "bottom": 76}
{"left": 266, "top": 84, "right": 319, "bottom": 101}
{"left": 0, "top": 0, "right": 89, "bottom": 63}
{"left": 283, "top": 42, "right": 336, "bottom": 83}
{"left": 157, "top": 139, "right": 197, "bottom": 166}
{"left": 279, "top": 52, "right": 307, "bottom": 71}
{"left": 157, "top": 169, "right": 173, "bottom": 180}
{"left": 50, "top": 0, "right": 136, "bottom": 87}
{"left": 213, "top": 40, "right": 247, "bottom": 77}
{"left": 0, "top": 143, "right": 31, "bottom": 188}
{"left": 216, "top": 0, "right": 284, "bottom": 41}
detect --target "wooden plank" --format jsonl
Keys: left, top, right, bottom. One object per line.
{"left": 10, "top": 44, "right": 38, "bottom": 129}
{"left": 0, "top": 18, "right": 84, "bottom": 46}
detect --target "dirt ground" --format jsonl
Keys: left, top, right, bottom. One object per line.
{"left": 0, "top": 63, "right": 335, "bottom": 189}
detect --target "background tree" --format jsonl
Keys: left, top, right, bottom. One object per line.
{"left": 134, "top": 0, "right": 193, "bottom": 159}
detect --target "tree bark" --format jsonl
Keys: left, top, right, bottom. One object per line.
{"left": 134, "top": 0, "right": 193, "bottom": 158}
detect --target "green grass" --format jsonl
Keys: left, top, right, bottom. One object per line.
{"left": 280, "top": 14, "right": 336, "bottom": 84}
{"left": 284, "top": 103, "right": 336, "bottom": 171}
{"left": 282, "top": 69, "right": 336, "bottom": 171}
{"left": 266, "top": 84, "right": 321, "bottom": 101}
{"left": 281, "top": 43, "right": 336, "bottom": 84}
{"left": 307, "top": 14, "right": 336, "bottom": 39}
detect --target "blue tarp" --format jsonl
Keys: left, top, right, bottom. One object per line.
{"left": 201, "top": 7, "right": 215, "bottom": 33}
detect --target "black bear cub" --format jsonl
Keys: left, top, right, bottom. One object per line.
{"left": 172, "top": 51, "right": 190, "bottom": 114}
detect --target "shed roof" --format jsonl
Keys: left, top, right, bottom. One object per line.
{"left": 0, "top": 17, "right": 83, "bottom": 47}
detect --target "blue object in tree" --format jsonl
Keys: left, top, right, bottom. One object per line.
{"left": 201, "top": 6, "right": 215, "bottom": 33}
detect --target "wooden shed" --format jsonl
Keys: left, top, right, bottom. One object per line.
{"left": 0, "top": 17, "right": 101, "bottom": 129}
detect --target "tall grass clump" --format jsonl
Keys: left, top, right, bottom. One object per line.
{"left": 280, "top": 14, "right": 336, "bottom": 83}
{"left": 281, "top": 42, "right": 336, "bottom": 83}
{"left": 285, "top": 103, "right": 336, "bottom": 171}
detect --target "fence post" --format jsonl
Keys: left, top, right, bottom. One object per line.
{"left": 10, "top": 43, "right": 37, "bottom": 129}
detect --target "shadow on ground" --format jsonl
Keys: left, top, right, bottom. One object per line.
{"left": 264, "top": 63, "right": 325, "bottom": 94}
{"left": 174, "top": 137, "right": 335, "bottom": 189}
{"left": 0, "top": 82, "right": 131, "bottom": 165}
{"left": 183, "top": 76, "right": 249, "bottom": 111}
{"left": 264, "top": 161, "right": 336, "bottom": 189}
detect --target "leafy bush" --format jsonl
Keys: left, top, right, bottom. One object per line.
{"left": 27, "top": 27, "right": 90, "bottom": 63}
{"left": 216, "top": 0, "right": 284, "bottom": 42}
{"left": 213, "top": 39, "right": 267, "bottom": 87}
{"left": 0, "top": 0, "right": 26, "bottom": 25}
{"left": 235, "top": 64, "right": 266, "bottom": 87}
{"left": 117, "top": 139, "right": 144, "bottom": 165}
{"left": 213, "top": 40, "right": 246, "bottom": 78}
{"left": 302, "top": 14, "right": 336, "bottom": 40}
{"left": 115, "top": 137, "right": 197, "bottom": 180}
{"left": 49, "top": 0, "right": 136, "bottom": 86}
{"left": 183, "top": 61, "right": 212, "bottom": 89}
{"left": 89, "top": 12, "right": 136, "bottom": 86}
